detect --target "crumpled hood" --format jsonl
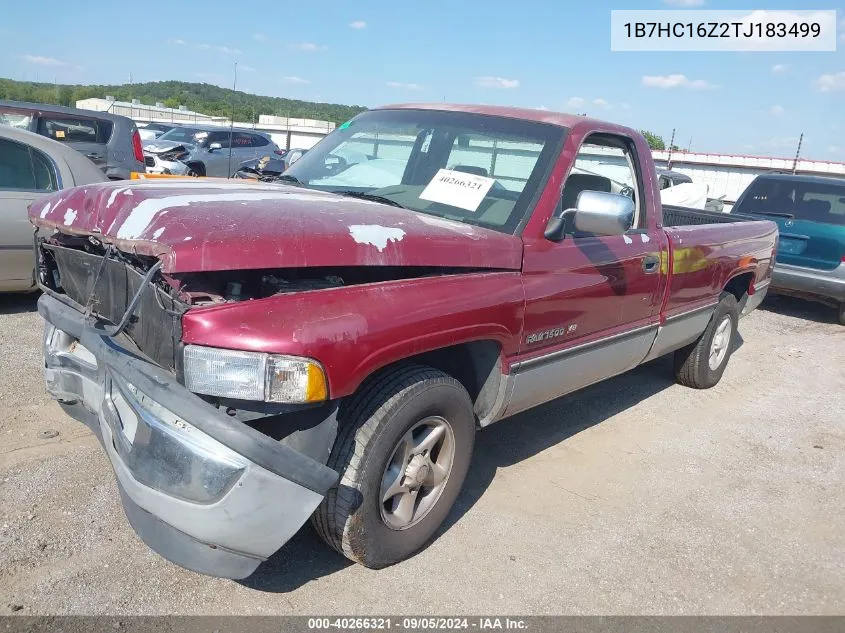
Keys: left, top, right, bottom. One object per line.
{"left": 29, "top": 180, "right": 523, "bottom": 273}
{"left": 143, "top": 140, "right": 196, "bottom": 154}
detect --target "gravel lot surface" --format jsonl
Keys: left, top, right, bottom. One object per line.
{"left": 0, "top": 293, "right": 842, "bottom": 615}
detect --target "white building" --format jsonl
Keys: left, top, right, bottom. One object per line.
{"left": 653, "top": 150, "right": 845, "bottom": 206}
{"left": 75, "top": 97, "right": 337, "bottom": 150}
{"left": 75, "top": 97, "right": 225, "bottom": 124}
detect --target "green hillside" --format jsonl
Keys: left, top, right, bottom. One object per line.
{"left": 0, "top": 78, "right": 367, "bottom": 125}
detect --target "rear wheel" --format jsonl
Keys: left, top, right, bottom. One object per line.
{"left": 674, "top": 293, "right": 739, "bottom": 389}
{"left": 312, "top": 365, "right": 475, "bottom": 568}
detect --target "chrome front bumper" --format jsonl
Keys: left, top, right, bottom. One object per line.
{"left": 39, "top": 294, "right": 338, "bottom": 579}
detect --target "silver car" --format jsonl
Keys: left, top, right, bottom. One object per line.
{"left": 143, "top": 125, "right": 282, "bottom": 177}
{"left": 0, "top": 126, "right": 106, "bottom": 292}
{"left": 0, "top": 99, "right": 146, "bottom": 180}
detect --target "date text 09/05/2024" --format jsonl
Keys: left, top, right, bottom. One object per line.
{"left": 307, "top": 618, "right": 528, "bottom": 630}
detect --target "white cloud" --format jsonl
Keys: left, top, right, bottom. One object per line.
{"left": 349, "top": 20, "right": 367, "bottom": 29}
{"left": 565, "top": 97, "right": 585, "bottom": 109}
{"left": 253, "top": 33, "right": 267, "bottom": 42}
{"left": 474, "top": 76, "right": 520, "bottom": 89}
{"left": 829, "top": 145, "right": 842, "bottom": 153}
{"left": 195, "top": 43, "right": 241, "bottom": 55}
{"left": 386, "top": 81, "right": 424, "bottom": 91}
{"left": 291, "top": 42, "right": 327, "bottom": 52}
{"left": 283, "top": 76, "right": 310, "bottom": 84}
{"left": 771, "top": 64, "right": 789, "bottom": 75}
{"left": 641, "top": 74, "right": 717, "bottom": 90}
{"left": 663, "top": 0, "right": 705, "bottom": 5}
{"left": 742, "top": 144, "right": 755, "bottom": 151}
{"left": 770, "top": 105, "right": 785, "bottom": 116}
{"left": 592, "top": 98, "right": 611, "bottom": 110}
{"left": 535, "top": 105, "right": 549, "bottom": 111}
{"left": 21, "top": 54, "right": 67, "bottom": 67}
{"left": 172, "top": 38, "right": 187, "bottom": 46}
{"left": 239, "top": 64, "right": 256, "bottom": 72}
{"left": 816, "top": 71, "right": 845, "bottom": 92}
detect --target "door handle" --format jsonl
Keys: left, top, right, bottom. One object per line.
{"left": 642, "top": 255, "right": 660, "bottom": 274}
{"left": 86, "top": 153, "right": 101, "bottom": 159}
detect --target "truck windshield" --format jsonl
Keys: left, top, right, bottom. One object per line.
{"left": 283, "top": 109, "right": 566, "bottom": 234}
{"left": 737, "top": 178, "right": 845, "bottom": 227}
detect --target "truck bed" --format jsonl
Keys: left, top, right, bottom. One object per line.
{"left": 662, "top": 205, "right": 757, "bottom": 227}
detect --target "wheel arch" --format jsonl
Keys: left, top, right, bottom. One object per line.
{"left": 345, "top": 339, "right": 507, "bottom": 427}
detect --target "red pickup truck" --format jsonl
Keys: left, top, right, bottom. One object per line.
{"left": 30, "top": 104, "right": 778, "bottom": 579}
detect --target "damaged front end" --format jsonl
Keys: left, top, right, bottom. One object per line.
{"left": 35, "top": 231, "right": 340, "bottom": 579}
{"left": 143, "top": 144, "right": 191, "bottom": 175}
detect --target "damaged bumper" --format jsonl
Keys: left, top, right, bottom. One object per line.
{"left": 39, "top": 294, "right": 338, "bottom": 579}
{"left": 143, "top": 152, "right": 191, "bottom": 175}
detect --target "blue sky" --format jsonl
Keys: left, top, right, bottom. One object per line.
{"left": 2, "top": 0, "right": 843, "bottom": 160}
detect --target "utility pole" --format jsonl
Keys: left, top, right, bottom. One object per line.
{"left": 792, "top": 133, "right": 804, "bottom": 174}
{"left": 667, "top": 127, "right": 676, "bottom": 169}
{"left": 227, "top": 62, "right": 237, "bottom": 179}
{"left": 687, "top": 137, "right": 692, "bottom": 152}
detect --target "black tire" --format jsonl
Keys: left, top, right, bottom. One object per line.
{"left": 312, "top": 364, "right": 475, "bottom": 568}
{"left": 838, "top": 302, "right": 845, "bottom": 326}
{"left": 185, "top": 162, "right": 205, "bottom": 177}
{"left": 673, "top": 292, "right": 739, "bottom": 389}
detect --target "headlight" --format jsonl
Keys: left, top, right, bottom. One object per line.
{"left": 183, "top": 345, "right": 328, "bottom": 404}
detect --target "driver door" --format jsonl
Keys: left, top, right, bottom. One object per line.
{"left": 506, "top": 133, "right": 667, "bottom": 416}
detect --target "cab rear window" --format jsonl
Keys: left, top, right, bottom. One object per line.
{"left": 737, "top": 178, "right": 845, "bottom": 226}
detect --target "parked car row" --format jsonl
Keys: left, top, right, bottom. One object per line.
{"left": 0, "top": 97, "right": 842, "bottom": 326}
{"left": 0, "top": 100, "right": 312, "bottom": 293}
{"left": 0, "top": 125, "right": 107, "bottom": 291}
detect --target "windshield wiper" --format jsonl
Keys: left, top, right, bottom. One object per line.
{"left": 750, "top": 211, "right": 795, "bottom": 219}
{"left": 335, "top": 190, "right": 408, "bottom": 209}
{"left": 273, "top": 174, "right": 304, "bottom": 186}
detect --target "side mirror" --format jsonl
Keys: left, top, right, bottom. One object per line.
{"left": 545, "top": 190, "right": 635, "bottom": 242}
{"left": 208, "top": 142, "right": 222, "bottom": 152}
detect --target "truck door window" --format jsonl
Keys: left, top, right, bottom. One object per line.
{"left": 564, "top": 135, "right": 643, "bottom": 228}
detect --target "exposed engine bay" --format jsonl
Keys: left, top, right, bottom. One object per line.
{"left": 39, "top": 232, "right": 489, "bottom": 308}
{"left": 149, "top": 144, "right": 189, "bottom": 162}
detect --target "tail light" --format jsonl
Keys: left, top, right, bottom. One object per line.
{"left": 131, "top": 129, "right": 144, "bottom": 163}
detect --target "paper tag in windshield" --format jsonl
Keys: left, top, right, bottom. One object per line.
{"left": 419, "top": 169, "right": 496, "bottom": 212}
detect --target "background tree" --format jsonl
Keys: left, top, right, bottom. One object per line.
{"left": 640, "top": 130, "right": 666, "bottom": 150}
{"left": 0, "top": 78, "right": 367, "bottom": 125}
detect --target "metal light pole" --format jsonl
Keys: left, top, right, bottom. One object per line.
{"left": 227, "top": 62, "right": 237, "bottom": 179}
{"left": 792, "top": 133, "right": 804, "bottom": 175}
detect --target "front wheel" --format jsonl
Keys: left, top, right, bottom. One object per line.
{"left": 312, "top": 365, "right": 475, "bottom": 568}
{"left": 673, "top": 292, "right": 739, "bottom": 389}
